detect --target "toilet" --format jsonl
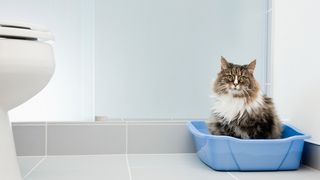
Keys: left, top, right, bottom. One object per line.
{"left": 0, "top": 22, "right": 55, "bottom": 180}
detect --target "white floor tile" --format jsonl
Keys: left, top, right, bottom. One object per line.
{"left": 230, "top": 166, "right": 320, "bottom": 180}
{"left": 22, "top": 155, "right": 130, "bottom": 180}
{"left": 128, "top": 154, "right": 234, "bottom": 180}
{"left": 18, "top": 154, "right": 320, "bottom": 180}
{"left": 18, "top": 156, "right": 44, "bottom": 177}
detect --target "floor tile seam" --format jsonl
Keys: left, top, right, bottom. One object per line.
{"left": 227, "top": 172, "right": 240, "bottom": 180}
{"left": 125, "top": 121, "right": 133, "bottom": 180}
{"left": 23, "top": 157, "right": 47, "bottom": 179}
{"left": 31, "top": 153, "right": 196, "bottom": 157}
{"left": 125, "top": 154, "right": 133, "bottom": 180}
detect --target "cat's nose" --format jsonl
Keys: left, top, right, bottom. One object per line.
{"left": 232, "top": 81, "right": 240, "bottom": 89}
{"left": 233, "top": 76, "right": 239, "bottom": 85}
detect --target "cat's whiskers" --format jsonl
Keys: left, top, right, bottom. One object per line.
{"left": 242, "top": 89, "right": 250, "bottom": 98}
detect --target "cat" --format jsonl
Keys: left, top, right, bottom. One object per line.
{"left": 208, "top": 56, "right": 282, "bottom": 139}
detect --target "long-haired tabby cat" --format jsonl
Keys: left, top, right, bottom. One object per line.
{"left": 208, "top": 56, "right": 282, "bottom": 139}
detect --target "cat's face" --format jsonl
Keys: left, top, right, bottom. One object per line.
{"left": 213, "top": 56, "right": 259, "bottom": 98}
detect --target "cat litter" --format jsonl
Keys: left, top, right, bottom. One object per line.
{"left": 187, "top": 120, "right": 310, "bottom": 171}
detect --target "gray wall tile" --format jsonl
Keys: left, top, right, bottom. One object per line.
{"left": 13, "top": 125, "right": 46, "bottom": 156}
{"left": 47, "top": 124, "right": 126, "bottom": 155}
{"left": 128, "top": 122, "right": 196, "bottom": 154}
{"left": 302, "top": 141, "right": 320, "bottom": 170}
{"left": 11, "top": 121, "right": 320, "bottom": 172}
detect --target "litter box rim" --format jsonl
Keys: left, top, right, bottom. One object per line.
{"left": 187, "top": 120, "right": 311, "bottom": 143}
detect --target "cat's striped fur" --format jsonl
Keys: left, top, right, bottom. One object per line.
{"left": 208, "top": 57, "right": 282, "bottom": 139}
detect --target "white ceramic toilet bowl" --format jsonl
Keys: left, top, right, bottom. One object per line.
{"left": 0, "top": 22, "right": 55, "bottom": 180}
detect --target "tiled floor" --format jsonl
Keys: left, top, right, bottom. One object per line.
{"left": 18, "top": 154, "right": 320, "bottom": 180}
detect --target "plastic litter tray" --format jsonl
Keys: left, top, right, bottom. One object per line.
{"left": 187, "top": 120, "right": 310, "bottom": 171}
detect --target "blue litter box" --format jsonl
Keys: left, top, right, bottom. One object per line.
{"left": 187, "top": 120, "right": 310, "bottom": 171}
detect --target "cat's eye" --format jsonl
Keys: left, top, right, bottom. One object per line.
{"left": 226, "top": 75, "right": 233, "bottom": 81}
{"left": 239, "top": 76, "right": 248, "bottom": 83}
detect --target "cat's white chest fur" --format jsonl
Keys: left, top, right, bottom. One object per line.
{"left": 211, "top": 92, "right": 264, "bottom": 123}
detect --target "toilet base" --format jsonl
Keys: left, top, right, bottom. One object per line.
{"left": 0, "top": 109, "right": 22, "bottom": 180}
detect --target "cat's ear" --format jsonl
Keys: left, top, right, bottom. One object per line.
{"left": 247, "top": 59, "right": 256, "bottom": 73}
{"left": 220, "top": 56, "right": 229, "bottom": 70}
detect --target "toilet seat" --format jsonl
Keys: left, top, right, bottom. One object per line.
{"left": 0, "top": 21, "right": 54, "bottom": 41}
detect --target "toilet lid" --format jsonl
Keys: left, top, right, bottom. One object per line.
{"left": 0, "top": 21, "right": 54, "bottom": 41}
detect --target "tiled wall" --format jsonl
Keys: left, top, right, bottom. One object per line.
{"left": 12, "top": 121, "right": 319, "bottom": 170}
{"left": 12, "top": 120, "right": 196, "bottom": 156}
{"left": 13, "top": 123, "right": 46, "bottom": 156}
{"left": 302, "top": 141, "right": 320, "bottom": 170}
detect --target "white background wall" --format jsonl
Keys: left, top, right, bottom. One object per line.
{"left": 1, "top": 0, "right": 269, "bottom": 121}
{"left": 272, "top": 0, "right": 320, "bottom": 143}
{"left": 0, "top": 0, "right": 95, "bottom": 122}
{"left": 95, "top": 0, "right": 269, "bottom": 119}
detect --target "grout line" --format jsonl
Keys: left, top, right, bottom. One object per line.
{"left": 47, "top": 123, "right": 126, "bottom": 126}
{"left": 13, "top": 122, "right": 188, "bottom": 126}
{"left": 12, "top": 124, "right": 46, "bottom": 127}
{"left": 227, "top": 172, "right": 239, "bottom": 180}
{"left": 126, "top": 123, "right": 187, "bottom": 126}
{"left": 125, "top": 154, "right": 133, "bottom": 180}
{"left": 126, "top": 120, "right": 190, "bottom": 123}
{"left": 23, "top": 153, "right": 196, "bottom": 158}
{"left": 23, "top": 157, "right": 47, "bottom": 179}
{"left": 12, "top": 119, "right": 207, "bottom": 125}
{"left": 126, "top": 153, "right": 195, "bottom": 155}
{"left": 39, "top": 154, "right": 126, "bottom": 158}
{"left": 125, "top": 120, "right": 133, "bottom": 180}
{"left": 17, "top": 155, "right": 47, "bottom": 158}
{"left": 124, "top": 119, "right": 202, "bottom": 121}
